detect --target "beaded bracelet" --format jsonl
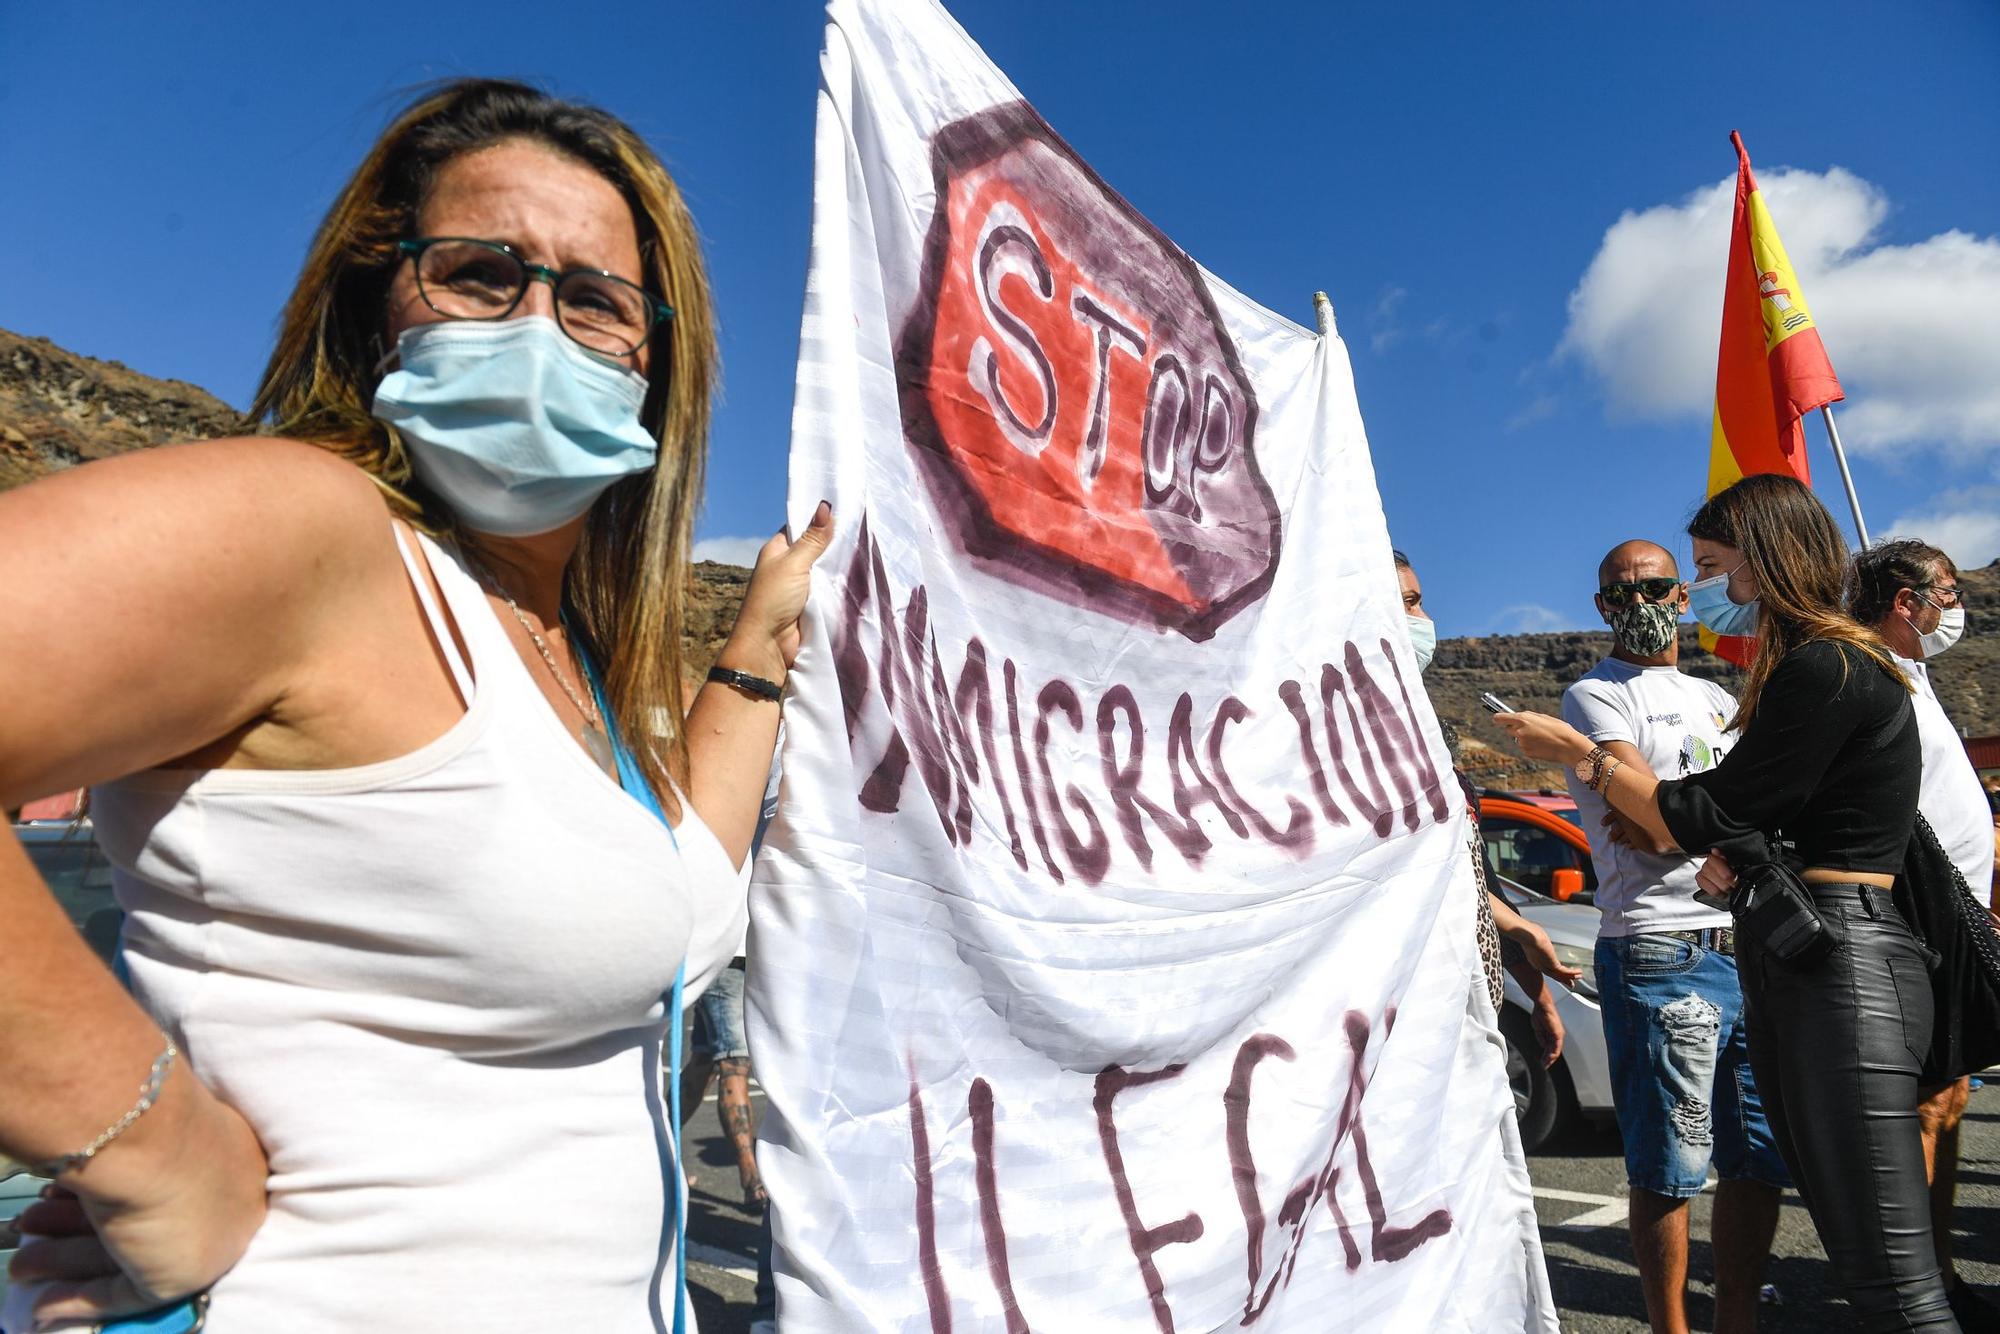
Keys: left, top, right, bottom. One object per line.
{"left": 37, "top": 1037, "right": 178, "bottom": 1178}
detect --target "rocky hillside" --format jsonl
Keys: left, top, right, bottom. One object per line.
{"left": 5, "top": 325, "right": 1996, "bottom": 772}
{"left": 0, "top": 329, "right": 251, "bottom": 490}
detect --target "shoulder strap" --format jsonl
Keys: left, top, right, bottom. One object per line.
{"left": 392, "top": 525, "right": 475, "bottom": 709}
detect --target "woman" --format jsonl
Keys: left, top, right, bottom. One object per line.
{"left": 0, "top": 80, "right": 825, "bottom": 1332}
{"left": 1498, "top": 474, "right": 1949, "bottom": 1330}
{"left": 1393, "top": 551, "right": 1578, "bottom": 1063}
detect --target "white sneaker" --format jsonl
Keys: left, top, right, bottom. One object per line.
{"left": 748, "top": 1321, "right": 777, "bottom": 1334}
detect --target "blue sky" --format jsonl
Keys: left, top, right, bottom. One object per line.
{"left": 5, "top": 2, "right": 1996, "bottom": 637}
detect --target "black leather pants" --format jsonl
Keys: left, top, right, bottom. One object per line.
{"left": 1737, "top": 884, "right": 1958, "bottom": 1331}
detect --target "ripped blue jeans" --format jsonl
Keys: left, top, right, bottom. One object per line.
{"left": 1597, "top": 934, "right": 1790, "bottom": 1198}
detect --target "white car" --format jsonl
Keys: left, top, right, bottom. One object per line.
{"left": 1495, "top": 876, "right": 1614, "bottom": 1152}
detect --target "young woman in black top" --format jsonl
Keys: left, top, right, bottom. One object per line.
{"left": 1500, "top": 475, "right": 1948, "bottom": 1331}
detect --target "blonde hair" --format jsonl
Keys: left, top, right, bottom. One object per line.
{"left": 250, "top": 79, "right": 717, "bottom": 814}
{"left": 1687, "top": 473, "right": 1906, "bottom": 730}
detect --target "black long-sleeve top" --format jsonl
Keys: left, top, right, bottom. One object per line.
{"left": 1655, "top": 639, "right": 1919, "bottom": 874}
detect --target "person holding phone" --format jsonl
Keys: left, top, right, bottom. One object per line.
{"left": 1560, "top": 540, "right": 1784, "bottom": 1334}
{"left": 1497, "top": 475, "right": 1945, "bottom": 1331}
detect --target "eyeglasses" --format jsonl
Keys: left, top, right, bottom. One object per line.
{"left": 1919, "top": 583, "right": 1963, "bottom": 611}
{"left": 1599, "top": 577, "right": 1685, "bottom": 609}
{"left": 397, "top": 237, "right": 674, "bottom": 357}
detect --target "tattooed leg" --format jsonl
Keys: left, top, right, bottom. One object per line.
{"left": 717, "top": 1056, "right": 766, "bottom": 1209}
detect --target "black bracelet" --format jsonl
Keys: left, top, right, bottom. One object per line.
{"left": 707, "top": 665, "right": 784, "bottom": 703}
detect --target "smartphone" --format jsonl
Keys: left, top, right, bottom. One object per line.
{"left": 1478, "top": 691, "right": 1515, "bottom": 715}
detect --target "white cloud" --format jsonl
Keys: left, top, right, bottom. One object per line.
{"left": 1505, "top": 394, "right": 1558, "bottom": 433}
{"left": 1369, "top": 286, "right": 1408, "bottom": 353}
{"left": 1488, "top": 603, "right": 1576, "bottom": 634}
{"left": 1559, "top": 167, "right": 2000, "bottom": 461}
{"left": 692, "top": 535, "right": 768, "bottom": 567}
{"left": 1882, "top": 488, "right": 2000, "bottom": 570}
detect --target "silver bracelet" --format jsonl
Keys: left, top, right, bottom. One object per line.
{"left": 37, "top": 1037, "right": 178, "bottom": 1178}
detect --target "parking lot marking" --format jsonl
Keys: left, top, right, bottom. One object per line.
{"left": 1556, "top": 1200, "right": 1631, "bottom": 1229}
{"left": 1531, "top": 1186, "right": 1631, "bottom": 1230}
{"left": 686, "top": 1240, "right": 758, "bottom": 1282}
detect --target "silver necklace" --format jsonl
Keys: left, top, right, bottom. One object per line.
{"left": 499, "top": 594, "right": 617, "bottom": 774}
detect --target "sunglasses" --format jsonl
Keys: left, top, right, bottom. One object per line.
{"left": 1599, "top": 577, "right": 1685, "bottom": 609}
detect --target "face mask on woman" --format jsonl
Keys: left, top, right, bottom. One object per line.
{"left": 1688, "top": 563, "right": 1759, "bottom": 637}
{"left": 1406, "top": 615, "right": 1436, "bottom": 673}
{"left": 372, "top": 316, "right": 657, "bottom": 537}
{"left": 1917, "top": 605, "right": 1965, "bottom": 659}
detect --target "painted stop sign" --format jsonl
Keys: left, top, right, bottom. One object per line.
{"left": 897, "top": 103, "right": 1282, "bottom": 641}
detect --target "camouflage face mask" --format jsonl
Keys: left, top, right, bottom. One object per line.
{"left": 1608, "top": 600, "right": 1679, "bottom": 657}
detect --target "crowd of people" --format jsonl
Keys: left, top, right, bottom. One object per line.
{"left": 1496, "top": 480, "right": 1998, "bottom": 1333}
{"left": 0, "top": 76, "right": 1995, "bottom": 1334}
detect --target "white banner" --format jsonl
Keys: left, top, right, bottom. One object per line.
{"left": 749, "top": 2, "right": 1556, "bottom": 1329}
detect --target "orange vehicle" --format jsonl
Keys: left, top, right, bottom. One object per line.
{"left": 1476, "top": 792, "right": 1597, "bottom": 904}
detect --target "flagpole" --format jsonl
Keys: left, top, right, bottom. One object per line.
{"left": 1313, "top": 291, "right": 1334, "bottom": 337}
{"left": 1819, "top": 403, "right": 1870, "bottom": 547}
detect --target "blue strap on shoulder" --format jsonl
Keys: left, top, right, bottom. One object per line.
{"left": 575, "top": 646, "right": 688, "bottom": 1334}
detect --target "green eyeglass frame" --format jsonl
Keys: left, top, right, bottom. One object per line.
{"left": 395, "top": 237, "right": 675, "bottom": 357}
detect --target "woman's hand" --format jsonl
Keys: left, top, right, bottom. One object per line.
{"left": 1492, "top": 711, "right": 1590, "bottom": 766}
{"left": 1530, "top": 990, "right": 1566, "bottom": 1069}
{"left": 717, "top": 501, "right": 835, "bottom": 682}
{"left": 1501, "top": 917, "right": 1584, "bottom": 990}
{"left": 9, "top": 1074, "right": 267, "bottom": 1330}
{"left": 1695, "top": 850, "right": 1738, "bottom": 901}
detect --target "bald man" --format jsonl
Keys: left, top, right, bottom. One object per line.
{"left": 1560, "top": 541, "right": 1786, "bottom": 1334}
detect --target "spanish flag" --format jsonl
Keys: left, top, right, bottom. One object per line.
{"left": 1702, "top": 130, "right": 1844, "bottom": 664}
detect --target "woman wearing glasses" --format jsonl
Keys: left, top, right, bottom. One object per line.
{"left": 0, "top": 81, "right": 823, "bottom": 1332}
{"left": 1500, "top": 475, "right": 1949, "bottom": 1330}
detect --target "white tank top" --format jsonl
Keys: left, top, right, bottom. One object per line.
{"left": 74, "top": 532, "right": 747, "bottom": 1333}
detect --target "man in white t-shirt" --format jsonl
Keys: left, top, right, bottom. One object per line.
{"left": 1851, "top": 538, "right": 1998, "bottom": 1330}
{"left": 1561, "top": 540, "right": 1785, "bottom": 1334}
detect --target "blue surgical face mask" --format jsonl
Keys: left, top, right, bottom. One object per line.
{"left": 1406, "top": 614, "right": 1437, "bottom": 673}
{"left": 371, "top": 316, "right": 657, "bottom": 537}
{"left": 1688, "top": 562, "right": 1759, "bottom": 637}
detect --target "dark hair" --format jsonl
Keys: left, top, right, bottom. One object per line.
{"left": 1687, "top": 474, "right": 1904, "bottom": 727}
{"left": 1392, "top": 549, "right": 1412, "bottom": 571}
{"left": 1849, "top": 539, "right": 1956, "bottom": 626}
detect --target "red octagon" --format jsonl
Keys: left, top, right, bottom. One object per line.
{"left": 896, "top": 102, "right": 1282, "bottom": 642}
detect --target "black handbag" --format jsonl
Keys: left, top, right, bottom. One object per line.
{"left": 1894, "top": 812, "right": 2000, "bottom": 1083}
{"left": 1730, "top": 856, "right": 1836, "bottom": 966}
{"left": 1689, "top": 831, "right": 1836, "bottom": 966}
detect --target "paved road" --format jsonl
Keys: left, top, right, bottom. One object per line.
{"left": 684, "top": 1082, "right": 2000, "bottom": 1330}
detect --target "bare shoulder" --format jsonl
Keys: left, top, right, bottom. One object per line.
{"left": 15, "top": 433, "right": 388, "bottom": 517}
{"left": 2, "top": 435, "right": 396, "bottom": 574}
{"left": 0, "top": 438, "right": 416, "bottom": 788}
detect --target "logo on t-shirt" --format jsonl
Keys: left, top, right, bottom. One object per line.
{"left": 1677, "top": 733, "right": 1726, "bottom": 776}
{"left": 1647, "top": 712, "right": 1684, "bottom": 727}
